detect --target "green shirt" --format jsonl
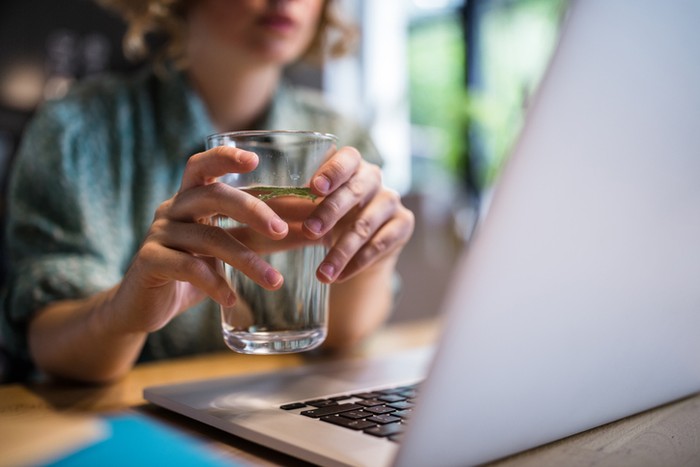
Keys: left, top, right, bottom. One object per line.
{"left": 2, "top": 66, "right": 380, "bottom": 369}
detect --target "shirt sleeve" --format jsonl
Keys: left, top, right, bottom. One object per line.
{"left": 1, "top": 98, "right": 135, "bottom": 366}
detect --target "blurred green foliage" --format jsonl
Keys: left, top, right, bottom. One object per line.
{"left": 408, "top": 0, "right": 568, "bottom": 190}
{"left": 408, "top": 14, "right": 469, "bottom": 179}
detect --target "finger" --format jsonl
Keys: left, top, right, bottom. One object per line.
{"left": 303, "top": 162, "right": 382, "bottom": 239}
{"left": 139, "top": 241, "right": 236, "bottom": 306}
{"left": 180, "top": 146, "right": 258, "bottom": 191}
{"left": 334, "top": 213, "right": 414, "bottom": 283}
{"left": 229, "top": 222, "right": 318, "bottom": 254}
{"left": 152, "top": 220, "right": 285, "bottom": 290}
{"left": 167, "top": 183, "right": 289, "bottom": 239}
{"left": 315, "top": 191, "right": 408, "bottom": 282}
{"left": 309, "top": 146, "right": 362, "bottom": 197}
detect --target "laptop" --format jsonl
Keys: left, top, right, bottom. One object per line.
{"left": 144, "top": 0, "right": 700, "bottom": 465}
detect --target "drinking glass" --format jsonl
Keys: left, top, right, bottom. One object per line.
{"left": 206, "top": 130, "right": 337, "bottom": 354}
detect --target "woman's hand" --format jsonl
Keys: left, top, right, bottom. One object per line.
{"left": 28, "top": 145, "right": 301, "bottom": 383}
{"left": 116, "top": 145, "right": 290, "bottom": 333}
{"left": 302, "top": 146, "right": 415, "bottom": 284}
{"left": 117, "top": 144, "right": 414, "bottom": 333}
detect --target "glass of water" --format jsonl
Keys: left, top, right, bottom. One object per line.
{"left": 206, "top": 130, "right": 337, "bottom": 354}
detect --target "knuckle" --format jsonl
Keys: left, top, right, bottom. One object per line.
{"left": 238, "top": 250, "right": 262, "bottom": 273}
{"left": 205, "top": 182, "right": 234, "bottom": 215}
{"left": 341, "top": 146, "right": 362, "bottom": 163}
{"left": 206, "top": 181, "right": 228, "bottom": 195}
{"left": 324, "top": 158, "right": 345, "bottom": 181}
{"left": 150, "top": 217, "right": 169, "bottom": 234}
{"left": 346, "top": 177, "right": 365, "bottom": 199}
{"left": 356, "top": 240, "right": 386, "bottom": 265}
{"left": 395, "top": 203, "right": 416, "bottom": 228}
{"left": 324, "top": 197, "right": 343, "bottom": 217}
{"left": 370, "top": 238, "right": 389, "bottom": 256}
{"left": 380, "top": 189, "right": 402, "bottom": 213}
{"left": 245, "top": 195, "right": 269, "bottom": 218}
{"left": 352, "top": 217, "right": 373, "bottom": 240}
{"left": 138, "top": 241, "right": 161, "bottom": 261}
{"left": 200, "top": 225, "right": 224, "bottom": 245}
{"left": 332, "top": 247, "right": 352, "bottom": 264}
{"left": 154, "top": 199, "right": 172, "bottom": 219}
{"left": 384, "top": 188, "right": 401, "bottom": 205}
{"left": 403, "top": 208, "right": 416, "bottom": 229}
{"left": 368, "top": 163, "right": 383, "bottom": 183}
{"left": 184, "top": 256, "right": 208, "bottom": 275}
{"left": 184, "top": 152, "right": 204, "bottom": 171}
{"left": 206, "top": 183, "right": 228, "bottom": 211}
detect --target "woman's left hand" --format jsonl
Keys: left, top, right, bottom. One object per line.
{"left": 302, "top": 146, "right": 415, "bottom": 283}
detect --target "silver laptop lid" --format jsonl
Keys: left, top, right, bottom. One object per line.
{"left": 396, "top": 0, "right": 700, "bottom": 465}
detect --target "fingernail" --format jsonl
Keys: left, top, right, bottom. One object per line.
{"left": 265, "top": 269, "right": 283, "bottom": 287}
{"left": 304, "top": 217, "right": 323, "bottom": 235}
{"left": 271, "top": 217, "right": 288, "bottom": 234}
{"left": 319, "top": 263, "right": 336, "bottom": 281}
{"left": 239, "top": 150, "right": 257, "bottom": 164}
{"left": 313, "top": 175, "right": 331, "bottom": 194}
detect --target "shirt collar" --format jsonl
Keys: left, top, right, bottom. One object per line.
{"left": 156, "top": 65, "right": 216, "bottom": 160}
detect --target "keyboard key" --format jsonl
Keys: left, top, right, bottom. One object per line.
{"left": 340, "top": 410, "right": 372, "bottom": 420}
{"left": 280, "top": 402, "right": 306, "bottom": 410}
{"left": 398, "top": 389, "right": 417, "bottom": 399}
{"left": 364, "top": 405, "right": 396, "bottom": 415}
{"left": 352, "top": 392, "right": 382, "bottom": 399}
{"left": 392, "top": 409, "right": 413, "bottom": 419}
{"left": 389, "top": 433, "right": 404, "bottom": 443}
{"left": 367, "top": 414, "right": 402, "bottom": 425}
{"left": 387, "top": 401, "right": 414, "bottom": 410}
{"left": 301, "top": 403, "right": 363, "bottom": 418}
{"left": 321, "top": 415, "right": 377, "bottom": 430}
{"left": 378, "top": 394, "right": 406, "bottom": 403}
{"left": 304, "top": 399, "right": 338, "bottom": 408}
{"left": 365, "top": 423, "right": 404, "bottom": 438}
{"left": 356, "top": 399, "right": 384, "bottom": 407}
{"left": 378, "top": 387, "right": 405, "bottom": 395}
{"left": 329, "top": 394, "right": 353, "bottom": 402}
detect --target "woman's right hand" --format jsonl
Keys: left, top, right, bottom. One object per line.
{"left": 114, "top": 146, "right": 290, "bottom": 333}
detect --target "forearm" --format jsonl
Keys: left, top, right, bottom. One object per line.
{"left": 324, "top": 255, "right": 398, "bottom": 350}
{"left": 28, "top": 285, "right": 147, "bottom": 384}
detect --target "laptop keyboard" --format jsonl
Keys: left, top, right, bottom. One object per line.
{"left": 279, "top": 383, "right": 419, "bottom": 443}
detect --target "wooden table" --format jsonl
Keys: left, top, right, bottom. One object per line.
{"left": 1, "top": 318, "right": 699, "bottom": 466}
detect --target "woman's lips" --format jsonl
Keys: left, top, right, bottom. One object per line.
{"left": 259, "top": 14, "right": 297, "bottom": 34}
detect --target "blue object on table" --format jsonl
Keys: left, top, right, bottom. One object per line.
{"left": 47, "top": 414, "right": 236, "bottom": 467}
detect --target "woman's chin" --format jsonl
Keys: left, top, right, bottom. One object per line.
{"left": 248, "top": 40, "right": 310, "bottom": 66}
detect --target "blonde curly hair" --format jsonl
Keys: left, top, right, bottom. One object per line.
{"left": 98, "top": 0, "right": 357, "bottom": 67}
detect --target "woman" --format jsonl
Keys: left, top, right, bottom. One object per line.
{"left": 1, "top": 0, "right": 414, "bottom": 383}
